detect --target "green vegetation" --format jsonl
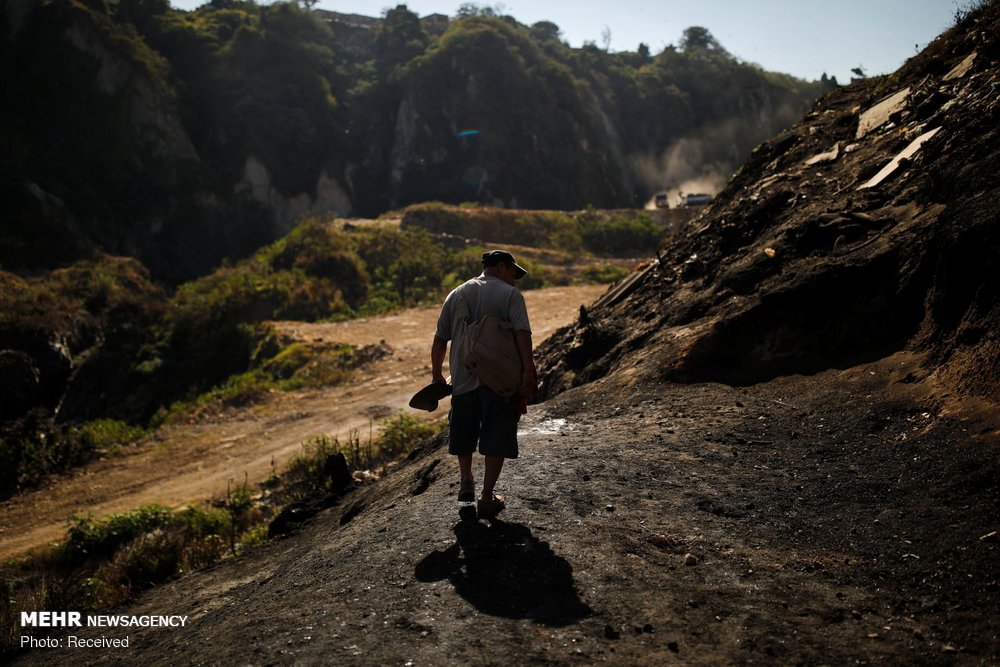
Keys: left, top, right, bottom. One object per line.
{"left": 286, "top": 413, "right": 437, "bottom": 495}
{"left": 150, "top": 339, "right": 365, "bottom": 427}
{"left": 0, "top": 414, "right": 149, "bottom": 500}
{"left": 74, "top": 419, "right": 147, "bottom": 454}
{"left": 0, "top": 412, "right": 93, "bottom": 499}
{"left": 582, "top": 262, "right": 632, "bottom": 284}
{"left": 401, "top": 202, "right": 665, "bottom": 256}
{"left": 0, "top": 502, "right": 238, "bottom": 657}
{"left": 65, "top": 505, "right": 174, "bottom": 561}
{"left": 0, "top": 259, "right": 164, "bottom": 496}
{"left": 363, "top": 412, "right": 437, "bottom": 464}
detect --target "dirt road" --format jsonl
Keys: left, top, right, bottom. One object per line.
{"left": 0, "top": 284, "right": 607, "bottom": 561}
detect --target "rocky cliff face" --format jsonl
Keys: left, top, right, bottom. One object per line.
{"left": 62, "top": 11, "right": 197, "bottom": 164}
{"left": 1, "top": 0, "right": 356, "bottom": 281}
{"left": 236, "top": 156, "right": 353, "bottom": 232}
{"left": 537, "top": 2, "right": 1000, "bottom": 406}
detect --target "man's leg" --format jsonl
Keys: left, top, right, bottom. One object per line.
{"left": 450, "top": 391, "right": 480, "bottom": 501}
{"left": 481, "top": 455, "right": 504, "bottom": 500}
{"left": 458, "top": 453, "right": 474, "bottom": 481}
{"left": 476, "top": 386, "right": 517, "bottom": 503}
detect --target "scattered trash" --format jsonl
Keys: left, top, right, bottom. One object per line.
{"left": 857, "top": 88, "right": 910, "bottom": 138}
{"left": 859, "top": 127, "right": 942, "bottom": 189}
{"left": 805, "top": 143, "right": 841, "bottom": 166}
{"left": 943, "top": 52, "right": 976, "bottom": 81}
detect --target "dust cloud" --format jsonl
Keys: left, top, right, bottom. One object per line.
{"left": 630, "top": 101, "right": 802, "bottom": 208}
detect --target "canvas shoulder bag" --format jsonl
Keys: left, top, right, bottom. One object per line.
{"left": 455, "top": 285, "right": 523, "bottom": 398}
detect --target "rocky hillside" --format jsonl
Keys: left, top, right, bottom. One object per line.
{"left": 537, "top": 1, "right": 1000, "bottom": 407}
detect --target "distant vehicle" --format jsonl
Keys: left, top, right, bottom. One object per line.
{"left": 654, "top": 192, "right": 669, "bottom": 208}
{"left": 679, "top": 193, "right": 713, "bottom": 207}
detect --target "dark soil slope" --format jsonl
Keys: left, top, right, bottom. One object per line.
{"left": 537, "top": 3, "right": 1000, "bottom": 405}
{"left": 13, "top": 359, "right": 1000, "bottom": 665}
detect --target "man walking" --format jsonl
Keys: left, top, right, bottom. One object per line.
{"left": 431, "top": 250, "right": 537, "bottom": 519}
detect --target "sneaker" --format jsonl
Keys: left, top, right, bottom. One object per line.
{"left": 458, "top": 478, "right": 475, "bottom": 502}
{"left": 476, "top": 494, "right": 505, "bottom": 519}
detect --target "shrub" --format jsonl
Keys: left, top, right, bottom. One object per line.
{"left": 65, "top": 505, "right": 173, "bottom": 562}
{"left": 582, "top": 262, "right": 631, "bottom": 284}
{"left": 99, "top": 530, "right": 184, "bottom": 599}
{"left": 73, "top": 419, "right": 146, "bottom": 454}
{"left": 260, "top": 342, "right": 314, "bottom": 380}
{"left": 578, "top": 211, "right": 662, "bottom": 255}
{"left": 269, "top": 219, "right": 370, "bottom": 308}
{"left": 375, "top": 412, "right": 437, "bottom": 460}
{"left": 0, "top": 410, "right": 93, "bottom": 499}
{"left": 284, "top": 434, "right": 343, "bottom": 499}
{"left": 353, "top": 225, "right": 449, "bottom": 310}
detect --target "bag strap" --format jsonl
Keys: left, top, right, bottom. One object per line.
{"left": 456, "top": 284, "right": 471, "bottom": 325}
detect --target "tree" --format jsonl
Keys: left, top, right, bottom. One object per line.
{"left": 530, "top": 20, "right": 560, "bottom": 42}
{"left": 375, "top": 5, "right": 429, "bottom": 77}
{"left": 456, "top": 3, "right": 500, "bottom": 17}
{"left": 679, "top": 26, "right": 728, "bottom": 56}
{"left": 114, "top": 0, "right": 169, "bottom": 30}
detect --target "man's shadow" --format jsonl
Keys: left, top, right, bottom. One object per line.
{"left": 415, "top": 507, "right": 591, "bottom": 626}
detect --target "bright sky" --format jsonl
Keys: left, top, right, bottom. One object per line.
{"left": 168, "top": 0, "right": 962, "bottom": 83}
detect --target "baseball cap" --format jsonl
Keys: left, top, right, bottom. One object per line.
{"left": 481, "top": 250, "right": 528, "bottom": 279}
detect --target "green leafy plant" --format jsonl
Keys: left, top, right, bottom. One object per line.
{"left": 65, "top": 505, "right": 173, "bottom": 562}
{"left": 284, "top": 435, "right": 343, "bottom": 499}
{"left": 0, "top": 411, "right": 92, "bottom": 499}
{"left": 375, "top": 413, "right": 437, "bottom": 460}
{"left": 73, "top": 419, "right": 146, "bottom": 454}
{"left": 225, "top": 474, "right": 253, "bottom": 554}
{"left": 582, "top": 262, "right": 631, "bottom": 284}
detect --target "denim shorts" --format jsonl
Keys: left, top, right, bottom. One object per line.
{"left": 448, "top": 385, "right": 519, "bottom": 458}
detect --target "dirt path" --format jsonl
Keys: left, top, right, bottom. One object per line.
{"left": 0, "top": 284, "right": 607, "bottom": 562}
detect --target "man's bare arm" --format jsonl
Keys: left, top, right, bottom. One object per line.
{"left": 431, "top": 335, "right": 449, "bottom": 384}
{"left": 514, "top": 329, "right": 537, "bottom": 396}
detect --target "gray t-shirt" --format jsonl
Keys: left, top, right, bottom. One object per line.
{"left": 435, "top": 274, "right": 532, "bottom": 396}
